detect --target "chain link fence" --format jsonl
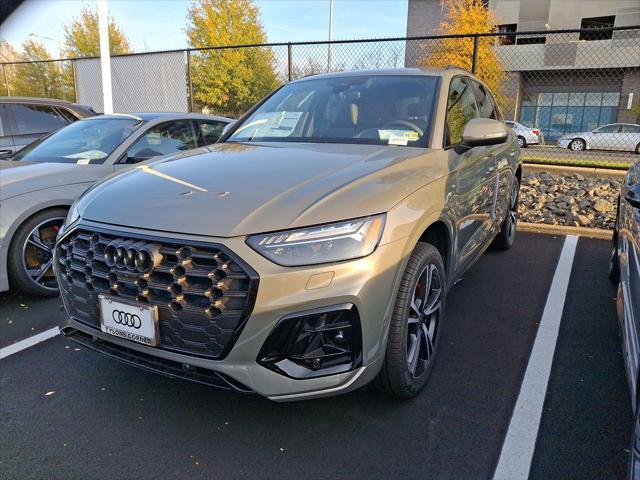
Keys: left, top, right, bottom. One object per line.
{"left": 2, "top": 26, "right": 639, "bottom": 168}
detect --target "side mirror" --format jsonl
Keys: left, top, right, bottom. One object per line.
{"left": 625, "top": 183, "right": 640, "bottom": 209}
{"left": 462, "top": 118, "right": 510, "bottom": 147}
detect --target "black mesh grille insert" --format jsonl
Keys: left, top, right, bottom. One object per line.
{"left": 55, "top": 227, "right": 258, "bottom": 359}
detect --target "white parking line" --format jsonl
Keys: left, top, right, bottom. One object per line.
{"left": 0, "top": 327, "right": 60, "bottom": 360}
{"left": 493, "top": 235, "right": 579, "bottom": 480}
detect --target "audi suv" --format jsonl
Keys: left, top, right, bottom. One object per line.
{"left": 55, "top": 68, "right": 521, "bottom": 401}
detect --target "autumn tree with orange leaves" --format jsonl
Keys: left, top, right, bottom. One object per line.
{"left": 418, "top": 0, "right": 507, "bottom": 109}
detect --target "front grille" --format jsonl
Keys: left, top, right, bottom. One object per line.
{"left": 55, "top": 227, "right": 258, "bottom": 359}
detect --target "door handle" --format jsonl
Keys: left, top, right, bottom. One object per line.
{"left": 0, "top": 149, "right": 12, "bottom": 154}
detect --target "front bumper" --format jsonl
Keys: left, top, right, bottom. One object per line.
{"left": 57, "top": 220, "right": 407, "bottom": 401}
{"left": 557, "top": 139, "right": 571, "bottom": 149}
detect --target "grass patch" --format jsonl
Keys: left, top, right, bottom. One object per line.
{"left": 521, "top": 155, "right": 633, "bottom": 170}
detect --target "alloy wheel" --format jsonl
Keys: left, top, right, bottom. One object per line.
{"left": 21, "top": 217, "right": 64, "bottom": 292}
{"left": 406, "top": 263, "right": 442, "bottom": 378}
{"left": 570, "top": 139, "right": 585, "bottom": 151}
{"left": 517, "top": 136, "right": 525, "bottom": 148}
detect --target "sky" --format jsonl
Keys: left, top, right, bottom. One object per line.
{"left": 1, "top": 0, "right": 410, "bottom": 58}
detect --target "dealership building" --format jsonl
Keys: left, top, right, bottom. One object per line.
{"left": 406, "top": 0, "right": 640, "bottom": 141}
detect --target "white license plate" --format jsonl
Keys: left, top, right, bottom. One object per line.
{"left": 99, "top": 295, "right": 159, "bottom": 346}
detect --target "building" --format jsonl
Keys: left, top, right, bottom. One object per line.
{"left": 406, "top": 0, "right": 640, "bottom": 141}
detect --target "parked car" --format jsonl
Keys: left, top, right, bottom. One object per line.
{"left": 0, "top": 96, "right": 96, "bottom": 158}
{"left": 557, "top": 123, "right": 640, "bottom": 154}
{"left": 0, "top": 112, "right": 232, "bottom": 296}
{"left": 504, "top": 120, "right": 541, "bottom": 148}
{"left": 54, "top": 68, "right": 521, "bottom": 401}
{"left": 610, "top": 161, "right": 640, "bottom": 479}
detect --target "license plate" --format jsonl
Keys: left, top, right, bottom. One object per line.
{"left": 99, "top": 295, "right": 159, "bottom": 346}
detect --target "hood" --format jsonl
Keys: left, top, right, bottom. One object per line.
{"left": 80, "top": 142, "right": 445, "bottom": 237}
{"left": 0, "top": 160, "right": 107, "bottom": 201}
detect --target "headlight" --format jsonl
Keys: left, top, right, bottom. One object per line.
{"left": 247, "top": 214, "right": 386, "bottom": 266}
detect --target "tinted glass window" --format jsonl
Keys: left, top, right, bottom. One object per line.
{"left": 56, "top": 107, "right": 79, "bottom": 123}
{"left": 8, "top": 104, "right": 68, "bottom": 135}
{"left": 472, "top": 81, "right": 499, "bottom": 120}
{"left": 198, "top": 120, "right": 227, "bottom": 145}
{"left": 622, "top": 125, "right": 640, "bottom": 133}
{"left": 227, "top": 75, "right": 439, "bottom": 148}
{"left": 124, "top": 120, "right": 197, "bottom": 163}
{"left": 13, "top": 118, "right": 141, "bottom": 164}
{"left": 445, "top": 77, "right": 479, "bottom": 146}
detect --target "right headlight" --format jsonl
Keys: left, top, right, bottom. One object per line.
{"left": 246, "top": 214, "right": 386, "bottom": 266}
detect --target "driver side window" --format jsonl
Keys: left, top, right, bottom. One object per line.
{"left": 445, "top": 77, "right": 479, "bottom": 147}
{"left": 123, "top": 120, "right": 197, "bottom": 164}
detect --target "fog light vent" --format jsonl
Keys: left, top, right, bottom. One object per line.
{"left": 257, "top": 304, "right": 361, "bottom": 379}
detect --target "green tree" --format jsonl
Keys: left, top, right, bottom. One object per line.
{"left": 418, "top": 0, "right": 507, "bottom": 110}
{"left": 0, "top": 40, "right": 20, "bottom": 95}
{"left": 63, "top": 7, "right": 131, "bottom": 57}
{"left": 11, "top": 39, "right": 66, "bottom": 99}
{"left": 186, "top": 0, "right": 279, "bottom": 116}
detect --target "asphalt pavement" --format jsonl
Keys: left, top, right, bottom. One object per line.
{"left": 0, "top": 232, "right": 633, "bottom": 480}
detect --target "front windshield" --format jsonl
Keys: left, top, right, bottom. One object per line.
{"left": 227, "top": 74, "right": 439, "bottom": 147}
{"left": 13, "top": 117, "right": 142, "bottom": 164}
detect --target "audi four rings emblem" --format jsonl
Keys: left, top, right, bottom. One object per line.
{"left": 112, "top": 309, "right": 142, "bottom": 329}
{"left": 103, "top": 241, "right": 161, "bottom": 273}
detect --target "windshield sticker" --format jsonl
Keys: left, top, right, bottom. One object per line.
{"left": 236, "top": 111, "right": 303, "bottom": 138}
{"left": 387, "top": 134, "right": 408, "bottom": 146}
{"left": 64, "top": 150, "right": 108, "bottom": 161}
{"left": 378, "top": 129, "right": 419, "bottom": 143}
{"left": 76, "top": 159, "right": 91, "bottom": 165}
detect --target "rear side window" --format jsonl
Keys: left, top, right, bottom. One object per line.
{"left": 7, "top": 104, "right": 68, "bottom": 135}
{"left": 445, "top": 77, "right": 479, "bottom": 146}
{"left": 471, "top": 81, "right": 500, "bottom": 120}
{"left": 622, "top": 125, "right": 640, "bottom": 133}
{"left": 198, "top": 120, "right": 227, "bottom": 145}
{"left": 596, "top": 124, "right": 622, "bottom": 134}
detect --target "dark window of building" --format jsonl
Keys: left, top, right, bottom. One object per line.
{"left": 497, "top": 23, "right": 517, "bottom": 45}
{"left": 8, "top": 104, "right": 68, "bottom": 136}
{"left": 519, "top": 90, "right": 621, "bottom": 140}
{"left": 516, "top": 36, "right": 546, "bottom": 45}
{"left": 579, "top": 16, "right": 615, "bottom": 41}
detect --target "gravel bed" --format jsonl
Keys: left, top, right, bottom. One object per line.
{"left": 518, "top": 171, "right": 621, "bottom": 230}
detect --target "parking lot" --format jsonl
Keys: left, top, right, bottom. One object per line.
{"left": 0, "top": 232, "right": 632, "bottom": 480}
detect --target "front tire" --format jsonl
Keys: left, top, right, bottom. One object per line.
{"left": 517, "top": 136, "right": 526, "bottom": 148}
{"left": 569, "top": 138, "right": 586, "bottom": 151}
{"left": 373, "top": 243, "right": 445, "bottom": 399}
{"left": 7, "top": 208, "right": 66, "bottom": 296}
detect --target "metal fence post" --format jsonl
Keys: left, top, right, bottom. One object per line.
{"left": 287, "top": 43, "right": 292, "bottom": 82}
{"left": 471, "top": 34, "right": 479, "bottom": 74}
{"left": 2, "top": 64, "right": 9, "bottom": 96}
{"left": 72, "top": 60, "right": 78, "bottom": 103}
{"left": 187, "top": 50, "right": 194, "bottom": 112}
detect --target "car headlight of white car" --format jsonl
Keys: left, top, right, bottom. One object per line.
{"left": 247, "top": 214, "right": 386, "bottom": 266}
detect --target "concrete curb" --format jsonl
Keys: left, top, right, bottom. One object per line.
{"left": 523, "top": 163, "right": 628, "bottom": 179}
{"left": 517, "top": 222, "right": 613, "bottom": 240}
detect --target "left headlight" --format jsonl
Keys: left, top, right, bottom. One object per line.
{"left": 58, "top": 201, "right": 81, "bottom": 237}
{"left": 247, "top": 214, "right": 386, "bottom": 266}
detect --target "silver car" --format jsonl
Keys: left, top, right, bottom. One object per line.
{"left": 0, "top": 112, "right": 232, "bottom": 296}
{"left": 558, "top": 123, "right": 640, "bottom": 153}
{"left": 504, "top": 120, "right": 541, "bottom": 148}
